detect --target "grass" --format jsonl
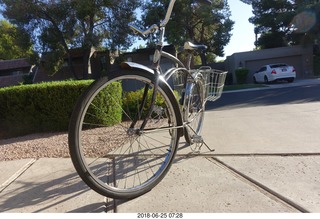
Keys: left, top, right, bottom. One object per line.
{"left": 223, "top": 84, "right": 268, "bottom": 91}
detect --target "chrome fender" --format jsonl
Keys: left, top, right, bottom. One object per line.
{"left": 120, "top": 61, "right": 173, "bottom": 93}
{"left": 121, "top": 62, "right": 155, "bottom": 74}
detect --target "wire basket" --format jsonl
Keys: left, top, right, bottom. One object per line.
{"left": 172, "top": 67, "right": 227, "bottom": 102}
{"left": 201, "top": 68, "right": 228, "bottom": 102}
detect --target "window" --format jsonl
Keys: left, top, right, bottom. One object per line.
{"left": 258, "top": 67, "right": 266, "bottom": 72}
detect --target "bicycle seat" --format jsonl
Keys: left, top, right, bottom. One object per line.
{"left": 184, "top": 42, "right": 207, "bottom": 52}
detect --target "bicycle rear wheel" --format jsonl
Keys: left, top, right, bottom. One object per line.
{"left": 183, "top": 76, "right": 205, "bottom": 144}
{"left": 68, "top": 70, "right": 181, "bottom": 199}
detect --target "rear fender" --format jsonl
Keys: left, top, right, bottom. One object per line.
{"left": 120, "top": 62, "right": 184, "bottom": 137}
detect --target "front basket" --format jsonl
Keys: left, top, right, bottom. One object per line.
{"left": 201, "top": 68, "right": 228, "bottom": 102}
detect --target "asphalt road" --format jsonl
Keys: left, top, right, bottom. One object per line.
{"left": 206, "top": 83, "right": 320, "bottom": 111}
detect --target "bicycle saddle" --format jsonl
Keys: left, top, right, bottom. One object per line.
{"left": 184, "top": 41, "right": 207, "bottom": 52}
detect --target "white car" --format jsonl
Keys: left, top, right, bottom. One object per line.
{"left": 253, "top": 63, "right": 296, "bottom": 84}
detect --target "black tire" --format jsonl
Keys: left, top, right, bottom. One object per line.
{"left": 183, "top": 76, "right": 205, "bottom": 145}
{"left": 68, "top": 70, "right": 181, "bottom": 199}
{"left": 288, "top": 78, "right": 294, "bottom": 83}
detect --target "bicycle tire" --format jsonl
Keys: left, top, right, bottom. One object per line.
{"left": 68, "top": 70, "right": 181, "bottom": 199}
{"left": 183, "top": 76, "right": 205, "bottom": 144}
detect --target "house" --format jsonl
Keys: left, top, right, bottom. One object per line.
{"left": 34, "top": 48, "right": 111, "bottom": 82}
{"left": 1, "top": 44, "right": 315, "bottom": 87}
{"left": 0, "top": 58, "right": 35, "bottom": 88}
{"left": 0, "top": 45, "right": 179, "bottom": 87}
{"left": 122, "top": 45, "right": 177, "bottom": 72}
{"left": 225, "top": 45, "right": 314, "bottom": 83}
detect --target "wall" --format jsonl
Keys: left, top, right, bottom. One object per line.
{"left": 225, "top": 45, "right": 314, "bottom": 83}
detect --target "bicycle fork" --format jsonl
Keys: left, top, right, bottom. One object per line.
{"left": 128, "top": 71, "right": 161, "bottom": 135}
{"left": 130, "top": 27, "right": 169, "bottom": 135}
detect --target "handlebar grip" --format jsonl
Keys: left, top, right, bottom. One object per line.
{"left": 129, "top": 25, "right": 144, "bottom": 36}
{"left": 129, "top": 24, "right": 159, "bottom": 37}
{"left": 196, "top": 0, "right": 212, "bottom": 5}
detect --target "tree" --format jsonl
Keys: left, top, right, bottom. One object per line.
{"left": 249, "top": 0, "right": 296, "bottom": 49}
{"left": 291, "top": 1, "right": 320, "bottom": 47}
{"left": 141, "top": 0, "right": 234, "bottom": 63}
{"left": 239, "top": 0, "right": 254, "bottom": 4}
{"left": 0, "top": 20, "right": 35, "bottom": 60}
{"left": 0, "top": 0, "right": 141, "bottom": 79}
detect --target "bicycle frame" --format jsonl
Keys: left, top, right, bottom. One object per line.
{"left": 125, "top": 0, "right": 211, "bottom": 133}
{"left": 68, "top": 0, "right": 222, "bottom": 200}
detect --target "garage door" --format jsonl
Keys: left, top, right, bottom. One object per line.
{"left": 245, "top": 55, "right": 303, "bottom": 83}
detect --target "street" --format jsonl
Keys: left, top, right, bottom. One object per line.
{"left": 206, "top": 83, "right": 320, "bottom": 111}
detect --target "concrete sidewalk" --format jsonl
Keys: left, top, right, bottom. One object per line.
{"left": 1, "top": 97, "right": 320, "bottom": 213}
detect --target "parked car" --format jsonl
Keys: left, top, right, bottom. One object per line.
{"left": 253, "top": 63, "right": 296, "bottom": 84}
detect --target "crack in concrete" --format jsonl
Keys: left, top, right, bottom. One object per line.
{"left": 208, "top": 156, "right": 309, "bottom": 213}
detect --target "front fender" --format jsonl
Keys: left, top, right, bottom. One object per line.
{"left": 120, "top": 61, "right": 171, "bottom": 90}
{"left": 120, "top": 62, "right": 154, "bottom": 75}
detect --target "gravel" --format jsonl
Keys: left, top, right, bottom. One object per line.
{"left": 0, "top": 132, "right": 70, "bottom": 161}
{"left": 0, "top": 120, "right": 170, "bottom": 161}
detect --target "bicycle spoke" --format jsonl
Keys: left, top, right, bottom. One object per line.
{"left": 69, "top": 72, "right": 180, "bottom": 199}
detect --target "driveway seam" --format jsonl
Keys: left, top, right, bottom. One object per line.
{"left": 208, "top": 156, "right": 309, "bottom": 213}
{"left": 0, "top": 158, "right": 37, "bottom": 193}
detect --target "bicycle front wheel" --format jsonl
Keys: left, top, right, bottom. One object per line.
{"left": 68, "top": 70, "right": 181, "bottom": 199}
{"left": 183, "top": 76, "right": 205, "bottom": 144}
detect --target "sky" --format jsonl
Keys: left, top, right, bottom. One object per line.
{"left": 221, "top": 0, "right": 256, "bottom": 60}
{"left": 131, "top": 0, "right": 256, "bottom": 60}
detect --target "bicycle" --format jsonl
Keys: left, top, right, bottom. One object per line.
{"left": 68, "top": 0, "right": 227, "bottom": 200}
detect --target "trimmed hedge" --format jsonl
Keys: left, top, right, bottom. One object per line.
{"left": 0, "top": 80, "right": 122, "bottom": 139}
{"left": 235, "top": 68, "right": 249, "bottom": 84}
{"left": 85, "top": 82, "right": 122, "bottom": 127}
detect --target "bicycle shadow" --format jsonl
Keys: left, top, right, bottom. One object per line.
{"left": 108, "top": 141, "right": 211, "bottom": 211}
{"left": 0, "top": 141, "right": 210, "bottom": 213}
{"left": 0, "top": 159, "right": 106, "bottom": 213}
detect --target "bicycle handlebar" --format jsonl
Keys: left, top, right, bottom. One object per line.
{"left": 129, "top": 0, "right": 212, "bottom": 37}
{"left": 129, "top": 24, "right": 159, "bottom": 38}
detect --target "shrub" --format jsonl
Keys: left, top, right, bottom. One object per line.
{"left": 0, "top": 80, "right": 122, "bottom": 139}
{"left": 314, "top": 56, "right": 320, "bottom": 76}
{"left": 85, "top": 82, "right": 122, "bottom": 127}
{"left": 235, "top": 68, "right": 249, "bottom": 84}
{"left": 123, "top": 88, "right": 166, "bottom": 120}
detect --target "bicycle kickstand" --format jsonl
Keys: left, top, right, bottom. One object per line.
{"left": 185, "top": 122, "right": 216, "bottom": 153}
{"left": 192, "top": 135, "right": 215, "bottom": 153}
